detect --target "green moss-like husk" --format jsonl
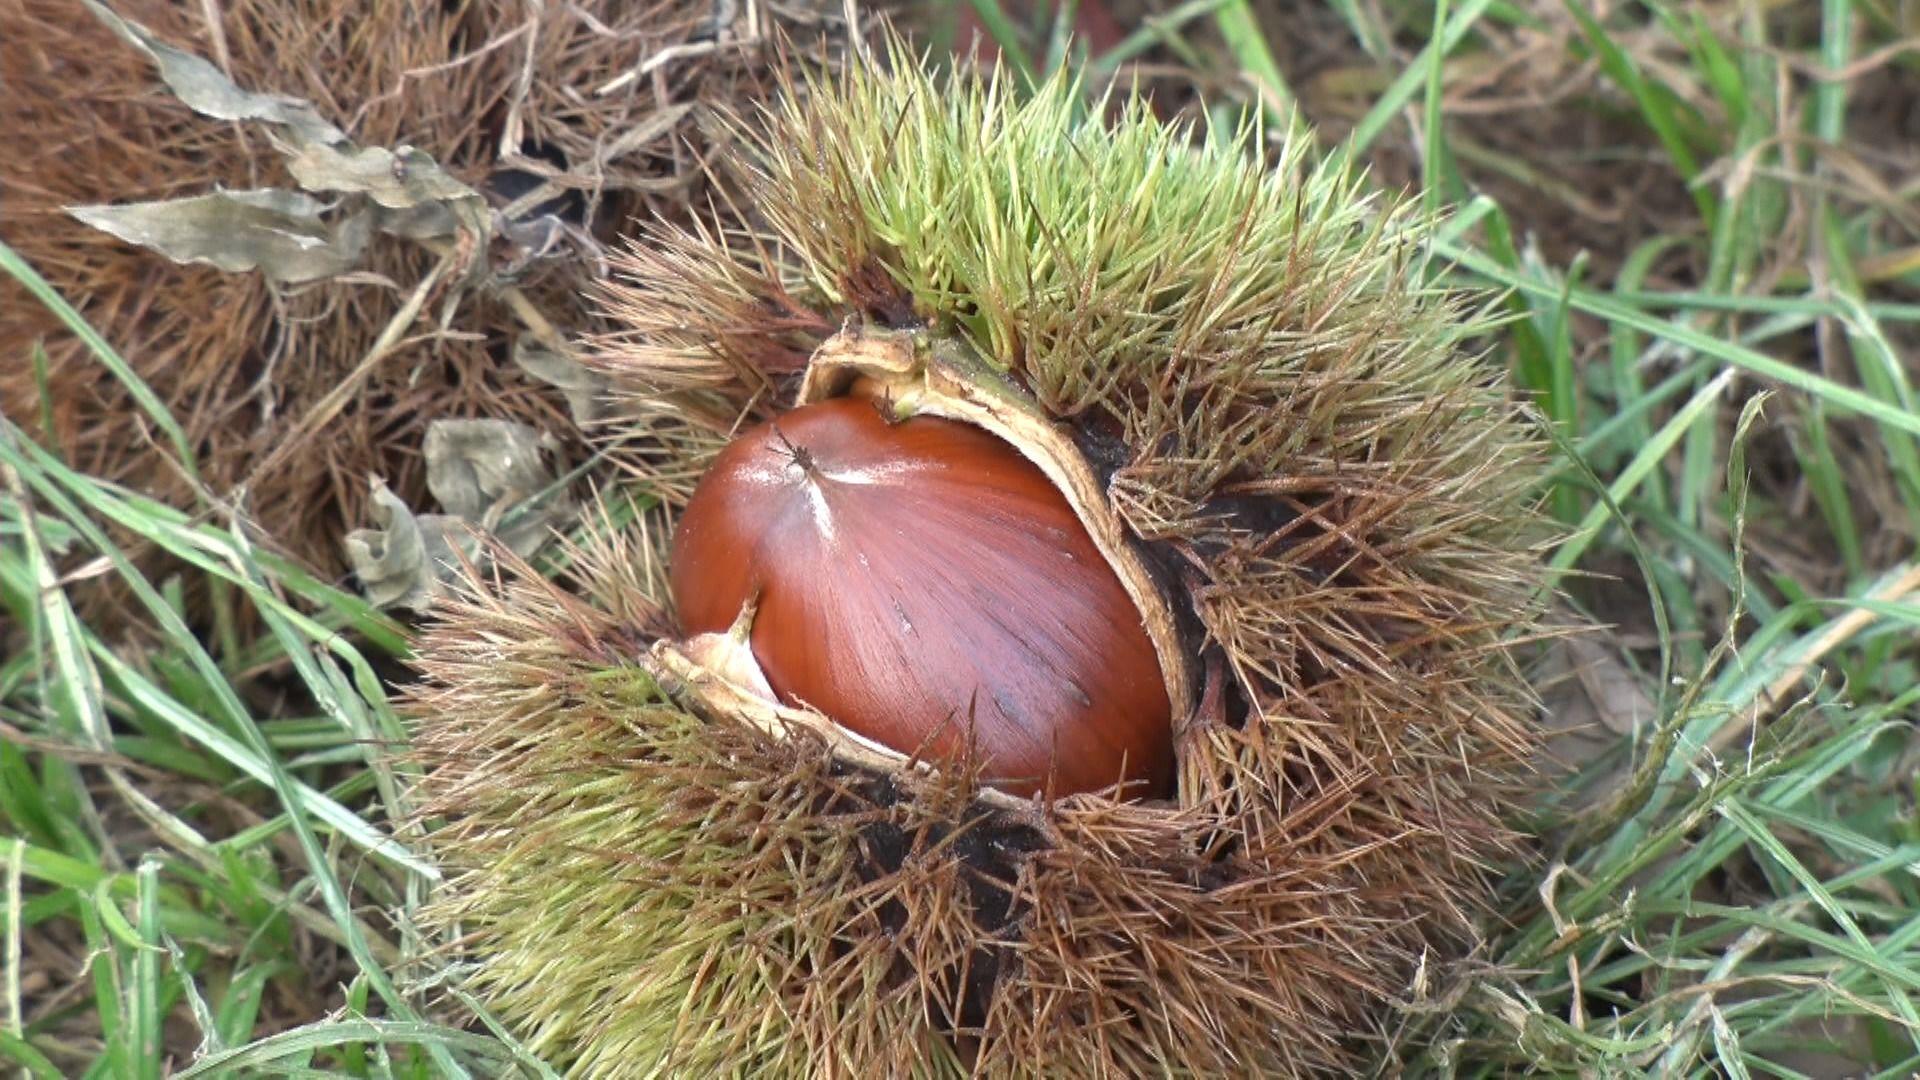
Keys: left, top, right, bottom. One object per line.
{"left": 411, "top": 39, "right": 1552, "bottom": 1077}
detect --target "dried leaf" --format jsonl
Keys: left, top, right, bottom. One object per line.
{"left": 1564, "top": 634, "right": 1655, "bottom": 735}
{"left": 342, "top": 480, "right": 476, "bottom": 610}
{"left": 422, "top": 419, "right": 564, "bottom": 523}
{"left": 1534, "top": 631, "right": 1656, "bottom": 810}
{"left": 288, "top": 143, "right": 489, "bottom": 245}
{"left": 68, "top": 189, "right": 371, "bottom": 284}
{"left": 346, "top": 422, "right": 574, "bottom": 609}
{"left": 76, "top": 2, "right": 491, "bottom": 278}
{"left": 422, "top": 419, "right": 573, "bottom": 567}
{"left": 80, "top": 0, "right": 345, "bottom": 148}
{"left": 513, "top": 339, "right": 610, "bottom": 425}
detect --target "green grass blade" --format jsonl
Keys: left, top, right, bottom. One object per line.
{"left": 0, "top": 240, "right": 199, "bottom": 480}
{"left": 1337, "top": 0, "right": 1496, "bottom": 164}
{"left": 1437, "top": 242, "right": 1920, "bottom": 438}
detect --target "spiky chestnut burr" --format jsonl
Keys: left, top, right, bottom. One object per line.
{"left": 408, "top": 37, "right": 1554, "bottom": 1078}
{"left": 670, "top": 395, "right": 1174, "bottom": 798}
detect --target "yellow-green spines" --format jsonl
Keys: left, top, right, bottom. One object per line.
{"left": 410, "top": 39, "right": 1553, "bottom": 1077}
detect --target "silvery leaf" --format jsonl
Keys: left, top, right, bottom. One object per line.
{"left": 343, "top": 481, "right": 478, "bottom": 611}
{"left": 513, "top": 339, "right": 609, "bottom": 426}
{"left": 81, "top": 0, "right": 346, "bottom": 148}
{"left": 69, "top": 189, "right": 371, "bottom": 284}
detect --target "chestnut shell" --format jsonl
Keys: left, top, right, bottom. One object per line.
{"left": 669, "top": 397, "right": 1174, "bottom": 798}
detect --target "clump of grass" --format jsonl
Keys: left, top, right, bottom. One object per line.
{"left": 5, "top": 1, "right": 1920, "bottom": 1076}
{"left": 0, "top": 243, "right": 537, "bottom": 1075}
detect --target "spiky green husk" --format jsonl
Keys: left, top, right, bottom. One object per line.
{"left": 412, "top": 41, "right": 1552, "bottom": 1076}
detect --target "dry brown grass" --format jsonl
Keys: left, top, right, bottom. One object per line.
{"left": 0, "top": 0, "right": 831, "bottom": 615}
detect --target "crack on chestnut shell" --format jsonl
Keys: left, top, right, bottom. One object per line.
{"left": 1068, "top": 416, "right": 1220, "bottom": 699}
{"left": 842, "top": 262, "right": 920, "bottom": 327}
{"left": 1070, "top": 402, "right": 1414, "bottom": 739}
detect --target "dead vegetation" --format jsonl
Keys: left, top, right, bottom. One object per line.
{"left": 0, "top": 0, "right": 838, "bottom": 617}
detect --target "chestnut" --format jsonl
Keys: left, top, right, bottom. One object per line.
{"left": 669, "top": 396, "right": 1174, "bottom": 798}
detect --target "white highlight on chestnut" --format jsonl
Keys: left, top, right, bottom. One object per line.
{"left": 731, "top": 456, "right": 939, "bottom": 546}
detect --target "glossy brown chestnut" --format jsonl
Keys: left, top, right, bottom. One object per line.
{"left": 670, "top": 396, "right": 1174, "bottom": 798}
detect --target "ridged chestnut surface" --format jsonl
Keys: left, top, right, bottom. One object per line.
{"left": 670, "top": 397, "right": 1173, "bottom": 798}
